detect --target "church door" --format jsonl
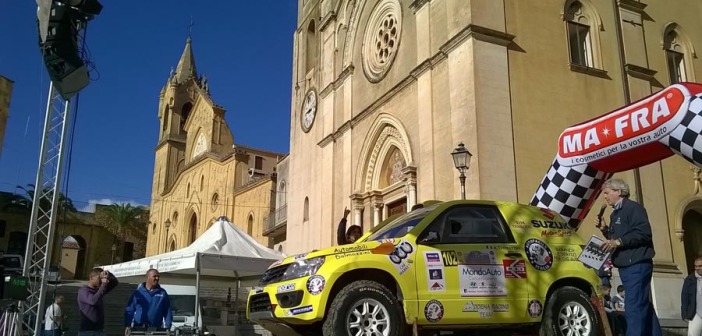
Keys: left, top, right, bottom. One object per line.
{"left": 683, "top": 209, "right": 702, "bottom": 274}
{"left": 387, "top": 198, "right": 407, "bottom": 217}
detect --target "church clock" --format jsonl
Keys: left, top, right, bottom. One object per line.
{"left": 300, "top": 89, "right": 317, "bottom": 133}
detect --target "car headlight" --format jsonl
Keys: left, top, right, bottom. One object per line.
{"left": 280, "top": 257, "right": 325, "bottom": 282}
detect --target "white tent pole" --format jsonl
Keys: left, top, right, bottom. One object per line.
{"left": 194, "top": 253, "right": 201, "bottom": 330}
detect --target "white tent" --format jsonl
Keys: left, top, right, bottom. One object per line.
{"left": 101, "top": 217, "right": 285, "bottom": 328}
{"left": 102, "top": 217, "right": 284, "bottom": 281}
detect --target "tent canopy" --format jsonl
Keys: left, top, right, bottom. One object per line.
{"left": 101, "top": 217, "right": 285, "bottom": 284}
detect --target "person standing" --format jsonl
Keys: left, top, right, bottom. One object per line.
{"left": 336, "top": 207, "right": 362, "bottom": 245}
{"left": 595, "top": 178, "right": 662, "bottom": 336}
{"left": 124, "top": 269, "right": 173, "bottom": 332}
{"left": 78, "top": 268, "right": 119, "bottom": 336}
{"left": 682, "top": 257, "right": 702, "bottom": 336}
{"left": 44, "top": 295, "right": 63, "bottom": 336}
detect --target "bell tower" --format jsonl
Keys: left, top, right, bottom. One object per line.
{"left": 152, "top": 37, "right": 200, "bottom": 196}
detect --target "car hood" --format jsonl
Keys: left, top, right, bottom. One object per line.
{"left": 267, "top": 239, "right": 396, "bottom": 269}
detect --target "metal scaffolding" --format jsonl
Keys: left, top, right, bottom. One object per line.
{"left": 19, "top": 82, "right": 72, "bottom": 336}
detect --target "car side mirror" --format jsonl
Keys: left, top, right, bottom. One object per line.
{"left": 419, "top": 231, "right": 440, "bottom": 244}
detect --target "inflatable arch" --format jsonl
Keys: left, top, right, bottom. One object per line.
{"left": 530, "top": 82, "right": 702, "bottom": 228}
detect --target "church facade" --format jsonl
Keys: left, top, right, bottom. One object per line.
{"left": 145, "top": 38, "right": 285, "bottom": 256}
{"left": 285, "top": 0, "right": 702, "bottom": 323}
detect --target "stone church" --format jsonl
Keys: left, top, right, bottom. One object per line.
{"left": 145, "top": 37, "right": 286, "bottom": 256}
{"left": 284, "top": 0, "right": 702, "bottom": 324}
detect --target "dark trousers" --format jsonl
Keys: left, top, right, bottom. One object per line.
{"left": 618, "top": 260, "right": 662, "bottom": 336}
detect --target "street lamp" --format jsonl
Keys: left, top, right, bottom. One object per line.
{"left": 451, "top": 142, "right": 473, "bottom": 200}
{"left": 164, "top": 219, "right": 172, "bottom": 252}
{"left": 110, "top": 243, "right": 116, "bottom": 264}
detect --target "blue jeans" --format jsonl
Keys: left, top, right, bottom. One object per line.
{"left": 618, "top": 260, "right": 662, "bottom": 336}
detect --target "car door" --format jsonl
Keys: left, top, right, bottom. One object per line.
{"left": 415, "top": 204, "right": 530, "bottom": 325}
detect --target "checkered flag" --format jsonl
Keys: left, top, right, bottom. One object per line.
{"left": 530, "top": 160, "right": 612, "bottom": 228}
{"left": 659, "top": 93, "right": 702, "bottom": 167}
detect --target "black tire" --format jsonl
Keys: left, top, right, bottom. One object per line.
{"left": 322, "top": 280, "right": 407, "bottom": 336}
{"left": 540, "top": 286, "right": 601, "bottom": 336}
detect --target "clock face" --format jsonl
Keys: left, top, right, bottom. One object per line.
{"left": 301, "top": 90, "right": 317, "bottom": 133}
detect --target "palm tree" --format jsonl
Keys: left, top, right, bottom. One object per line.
{"left": 16, "top": 184, "right": 76, "bottom": 213}
{"left": 98, "top": 203, "right": 147, "bottom": 261}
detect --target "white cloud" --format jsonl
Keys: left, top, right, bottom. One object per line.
{"left": 79, "top": 199, "right": 147, "bottom": 213}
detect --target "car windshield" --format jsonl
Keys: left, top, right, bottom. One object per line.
{"left": 366, "top": 204, "right": 439, "bottom": 241}
{"left": 3, "top": 257, "right": 21, "bottom": 268}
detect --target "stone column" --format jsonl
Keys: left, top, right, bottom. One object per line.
{"left": 403, "top": 166, "right": 418, "bottom": 210}
{"left": 373, "top": 202, "right": 384, "bottom": 227}
{"left": 350, "top": 193, "right": 365, "bottom": 228}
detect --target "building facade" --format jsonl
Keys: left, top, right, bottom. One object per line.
{"left": 0, "top": 76, "right": 13, "bottom": 164}
{"left": 145, "top": 38, "right": 286, "bottom": 256}
{"left": 285, "top": 0, "right": 702, "bottom": 323}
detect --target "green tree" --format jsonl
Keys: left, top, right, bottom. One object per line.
{"left": 96, "top": 203, "right": 148, "bottom": 261}
{"left": 16, "top": 184, "right": 77, "bottom": 213}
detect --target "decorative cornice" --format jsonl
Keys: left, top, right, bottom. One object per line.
{"left": 409, "top": 0, "right": 431, "bottom": 13}
{"left": 440, "top": 24, "right": 516, "bottom": 55}
{"left": 624, "top": 63, "right": 657, "bottom": 81}
{"left": 618, "top": 0, "right": 647, "bottom": 13}
{"left": 320, "top": 65, "right": 355, "bottom": 99}
{"left": 319, "top": 11, "right": 337, "bottom": 31}
{"left": 569, "top": 64, "right": 609, "bottom": 79}
{"left": 652, "top": 262, "right": 683, "bottom": 274}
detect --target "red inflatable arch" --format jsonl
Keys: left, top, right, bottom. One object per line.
{"left": 531, "top": 82, "right": 702, "bottom": 228}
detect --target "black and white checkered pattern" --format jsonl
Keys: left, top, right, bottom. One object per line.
{"left": 530, "top": 160, "right": 611, "bottom": 228}
{"left": 660, "top": 93, "right": 702, "bottom": 167}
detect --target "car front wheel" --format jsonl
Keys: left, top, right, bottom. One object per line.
{"left": 540, "top": 286, "right": 600, "bottom": 336}
{"left": 323, "top": 280, "right": 406, "bottom": 336}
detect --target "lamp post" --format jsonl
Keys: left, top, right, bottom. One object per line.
{"left": 110, "top": 243, "right": 116, "bottom": 264}
{"left": 164, "top": 219, "right": 172, "bottom": 252}
{"left": 451, "top": 142, "right": 473, "bottom": 200}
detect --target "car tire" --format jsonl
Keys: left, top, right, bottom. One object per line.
{"left": 322, "top": 280, "right": 407, "bottom": 336}
{"left": 540, "top": 286, "right": 601, "bottom": 336}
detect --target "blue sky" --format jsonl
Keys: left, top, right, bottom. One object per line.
{"left": 0, "top": 1, "right": 297, "bottom": 211}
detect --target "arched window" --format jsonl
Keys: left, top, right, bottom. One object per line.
{"left": 169, "top": 239, "right": 176, "bottom": 252}
{"left": 200, "top": 175, "right": 204, "bottom": 191}
{"left": 180, "top": 102, "right": 193, "bottom": 134}
{"left": 663, "top": 24, "right": 695, "bottom": 84}
{"left": 306, "top": 20, "right": 317, "bottom": 73}
{"left": 162, "top": 106, "right": 169, "bottom": 132}
{"left": 303, "top": 197, "right": 310, "bottom": 222}
{"left": 189, "top": 213, "right": 197, "bottom": 244}
{"left": 279, "top": 181, "right": 287, "bottom": 206}
{"left": 247, "top": 214, "right": 254, "bottom": 235}
{"left": 187, "top": 183, "right": 191, "bottom": 197}
{"left": 564, "top": 0, "right": 602, "bottom": 69}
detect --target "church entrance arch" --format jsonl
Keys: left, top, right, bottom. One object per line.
{"left": 532, "top": 83, "right": 702, "bottom": 230}
{"left": 354, "top": 114, "right": 416, "bottom": 229}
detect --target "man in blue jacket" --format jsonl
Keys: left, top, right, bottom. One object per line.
{"left": 124, "top": 269, "right": 173, "bottom": 333}
{"left": 595, "top": 178, "right": 662, "bottom": 336}
{"left": 681, "top": 257, "right": 702, "bottom": 336}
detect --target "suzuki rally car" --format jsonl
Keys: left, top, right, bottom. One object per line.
{"left": 247, "top": 200, "right": 603, "bottom": 336}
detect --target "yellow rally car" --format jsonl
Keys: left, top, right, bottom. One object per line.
{"left": 247, "top": 200, "right": 604, "bottom": 336}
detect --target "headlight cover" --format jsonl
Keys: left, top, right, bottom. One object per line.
{"left": 280, "top": 257, "right": 325, "bottom": 282}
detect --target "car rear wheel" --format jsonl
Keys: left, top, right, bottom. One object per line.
{"left": 540, "top": 286, "right": 600, "bottom": 336}
{"left": 323, "top": 280, "right": 406, "bottom": 336}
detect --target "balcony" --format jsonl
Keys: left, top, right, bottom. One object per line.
{"left": 263, "top": 204, "right": 287, "bottom": 237}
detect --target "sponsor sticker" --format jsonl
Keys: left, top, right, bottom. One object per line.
{"left": 528, "top": 300, "right": 543, "bottom": 318}
{"left": 555, "top": 246, "right": 579, "bottom": 261}
{"left": 277, "top": 283, "right": 296, "bottom": 293}
{"left": 427, "top": 267, "right": 446, "bottom": 292}
{"left": 458, "top": 265, "right": 507, "bottom": 296}
{"left": 287, "top": 305, "right": 314, "bottom": 316}
{"left": 524, "top": 238, "right": 553, "bottom": 271}
{"left": 442, "top": 251, "right": 460, "bottom": 266}
{"left": 294, "top": 253, "right": 308, "bottom": 260}
{"left": 424, "top": 300, "right": 444, "bottom": 323}
{"left": 463, "top": 250, "right": 497, "bottom": 265}
{"left": 388, "top": 240, "right": 414, "bottom": 275}
{"left": 463, "top": 301, "right": 510, "bottom": 318}
{"left": 502, "top": 259, "right": 527, "bottom": 279}
{"left": 306, "top": 275, "right": 325, "bottom": 295}
{"left": 424, "top": 251, "right": 443, "bottom": 266}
